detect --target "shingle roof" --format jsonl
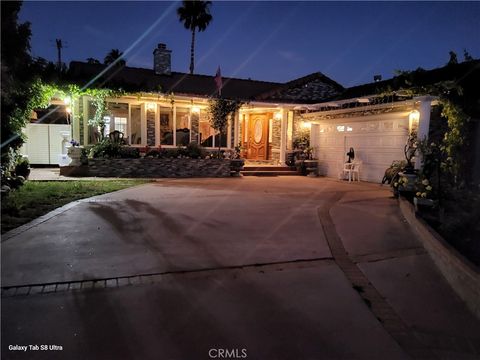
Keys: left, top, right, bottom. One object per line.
{"left": 68, "top": 61, "right": 282, "bottom": 100}
{"left": 67, "top": 61, "right": 343, "bottom": 103}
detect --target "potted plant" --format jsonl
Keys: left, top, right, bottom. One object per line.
{"left": 230, "top": 142, "right": 245, "bottom": 176}
{"left": 15, "top": 155, "right": 31, "bottom": 179}
{"left": 303, "top": 146, "right": 318, "bottom": 177}
{"left": 396, "top": 130, "right": 418, "bottom": 195}
{"left": 414, "top": 177, "right": 437, "bottom": 211}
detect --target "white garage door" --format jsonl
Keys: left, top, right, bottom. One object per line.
{"left": 311, "top": 112, "right": 410, "bottom": 183}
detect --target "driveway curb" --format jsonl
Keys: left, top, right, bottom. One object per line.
{"left": 398, "top": 197, "right": 480, "bottom": 320}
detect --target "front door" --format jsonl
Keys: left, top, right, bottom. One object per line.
{"left": 247, "top": 114, "right": 269, "bottom": 160}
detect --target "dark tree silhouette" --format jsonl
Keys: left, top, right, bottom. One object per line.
{"left": 177, "top": 0, "right": 212, "bottom": 74}
{"left": 104, "top": 49, "right": 126, "bottom": 67}
{"left": 87, "top": 57, "right": 100, "bottom": 64}
{"left": 447, "top": 51, "right": 458, "bottom": 66}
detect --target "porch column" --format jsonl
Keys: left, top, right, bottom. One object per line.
{"left": 233, "top": 111, "right": 240, "bottom": 149}
{"left": 141, "top": 103, "right": 147, "bottom": 146}
{"left": 83, "top": 97, "right": 89, "bottom": 145}
{"left": 155, "top": 104, "right": 160, "bottom": 147}
{"left": 72, "top": 98, "right": 80, "bottom": 141}
{"left": 279, "top": 109, "right": 287, "bottom": 166}
{"left": 414, "top": 96, "right": 434, "bottom": 170}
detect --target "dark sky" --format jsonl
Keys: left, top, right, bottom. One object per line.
{"left": 19, "top": 1, "right": 480, "bottom": 87}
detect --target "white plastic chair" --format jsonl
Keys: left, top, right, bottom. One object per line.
{"left": 342, "top": 162, "right": 354, "bottom": 181}
{"left": 350, "top": 162, "right": 362, "bottom": 182}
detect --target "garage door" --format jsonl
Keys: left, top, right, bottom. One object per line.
{"left": 311, "top": 112, "right": 410, "bottom": 183}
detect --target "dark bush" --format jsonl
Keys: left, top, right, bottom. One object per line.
{"left": 90, "top": 139, "right": 122, "bottom": 158}
{"left": 186, "top": 142, "right": 206, "bottom": 159}
{"left": 145, "top": 149, "right": 160, "bottom": 158}
{"left": 14, "top": 156, "right": 30, "bottom": 179}
{"left": 119, "top": 147, "right": 140, "bottom": 159}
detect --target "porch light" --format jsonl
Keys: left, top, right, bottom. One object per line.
{"left": 66, "top": 107, "right": 72, "bottom": 114}
{"left": 274, "top": 112, "right": 282, "bottom": 120}
{"left": 192, "top": 106, "right": 200, "bottom": 114}
{"left": 146, "top": 103, "right": 156, "bottom": 111}
{"left": 63, "top": 97, "right": 71, "bottom": 105}
{"left": 409, "top": 110, "right": 420, "bottom": 132}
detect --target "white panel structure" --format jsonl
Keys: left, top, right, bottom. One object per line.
{"left": 312, "top": 112, "right": 410, "bottom": 183}
{"left": 21, "top": 124, "right": 71, "bottom": 165}
{"left": 49, "top": 125, "right": 71, "bottom": 164}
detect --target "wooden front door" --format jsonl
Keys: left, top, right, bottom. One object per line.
{"left": 247, "top": 114, "right": 269, "bottom": 160}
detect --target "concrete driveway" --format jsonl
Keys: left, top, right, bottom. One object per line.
{"left": 2, "top": 177, "right": 480, "bottom": 359}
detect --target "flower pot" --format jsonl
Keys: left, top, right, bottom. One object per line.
{"left": 67, "top": 146, "right": 83, "bottom": 166}
{"left": 414, "top": 197, "right": 437, "bottom": 212}
{"left": 230, "top": 158, "right": 245, "bottom": 176}
{"left": 304, "top": 160, "right": 318, "bottom": 177}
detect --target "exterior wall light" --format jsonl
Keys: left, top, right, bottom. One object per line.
{"left": 192, "top": 106, "right": 200, "bottom": 114}
{"left": 64, "top": 97, "right": 71, "bottom": 105}
{"left": 66, "top": 107, "right": 72, "bottom": 114}
{"left": 409, "top": 109, "right": 420, "bottom": 132}
{"left": 274, "top": 112, "right": 282, "bottom": 120}
{"left": 146, "top": 103, "right": 156, "bottom": 111}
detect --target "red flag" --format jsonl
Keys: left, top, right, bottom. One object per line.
{"left": 214, "top": 66, "right": 223, "bottom": 96}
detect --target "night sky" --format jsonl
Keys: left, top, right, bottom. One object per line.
{"left": 19, "top": 1, "right": 480, "bottom": 87}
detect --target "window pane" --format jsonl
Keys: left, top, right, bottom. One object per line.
{"left": 199, "top": 111, "right": 215, "bottom": 147}
{"left": 130, "top": 105, "right": 142, "bottom": 145}
{"left": 103, "top": 116, "right": 111, "bottom": 137}
{"left": 115, "top": 117, "right": 127, "bottom": 134}
{"left": 215, "top": 133, "right": 227, "bottom": 148}
{"left": 160, "top": 106, "right": 173, "bottom": 145}
{"left": 176, "top": 107, "right": 190, "bottom": 146}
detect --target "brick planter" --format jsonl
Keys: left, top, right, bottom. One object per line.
{"left": 88, "top": 158, "right": 231, "bottom": 178}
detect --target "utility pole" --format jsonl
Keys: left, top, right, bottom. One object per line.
{"left": 55, "top": 38, "right": 63, "bottom": 69}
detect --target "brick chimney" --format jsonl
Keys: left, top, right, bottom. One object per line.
{"left": 153, "top": 43, "right": 171, "bottom": 75}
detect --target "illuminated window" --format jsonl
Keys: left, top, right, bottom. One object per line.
{"left": 176, "top": 107, "right": 190, "bottom": 146}
{"left": 130, "top": 105, "right": 142, "bottom": 145}
{"left": 336, "top": 125, "right": 345, "bottom": 132}
{"left": 160, "top": 107, "right": 173, "bottom": 145}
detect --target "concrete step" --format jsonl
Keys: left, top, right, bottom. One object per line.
{"left": 243, "top": 166, "right": 296, "bottom": 171}
{"left": 241, "top": 170, "right": 299, "bottom": 176}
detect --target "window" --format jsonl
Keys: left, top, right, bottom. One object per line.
{"left": 199, "top": 111, "right": 215, "bottom": 147}
{"left": 130, "top": 105, "right": 142, "bottom": 145}
{"left": 115, "top": 117, "right": 127, "bottom": 134}
{"left": 160, "top": 106, "right": 173, "bottom": 145}
{"left": 176, "top": 107, "right": 190, "bottom": 146}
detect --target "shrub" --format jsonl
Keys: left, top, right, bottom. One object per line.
{"left": 119, "top": 147, "right": 140, "bottom": 159}
{"left": 89, "top": 139, "right": 122, "bottom": 158}
{"left": 185, "top": 142, "right": 206, "bottom": 159}
{"left": 14, "top": 156, "right": 30, "bottom": 178}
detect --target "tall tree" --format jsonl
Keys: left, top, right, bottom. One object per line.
{"left": 1, "top": 1, "right": 35, "bottom": 171}
{"left": 104, "top": 49, "right": 125, "bottom": 67}
{"left": 177, "top": 0, "right": 212, "bottom": 75}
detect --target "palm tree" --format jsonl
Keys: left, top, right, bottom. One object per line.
{"left": 177, "top": 0, "right": 212, "bottom": 74}
{"left": 104, "top": 49, "right": 126, "bottom": 67}
{"left": 86, "top": 57, "right": 100, "bottom": 64}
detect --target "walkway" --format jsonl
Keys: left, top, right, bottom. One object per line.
{"left": 2, "top": 177, "right": 479, "bottom": 359}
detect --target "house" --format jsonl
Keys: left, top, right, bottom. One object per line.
{"left": 23, "top": 44, "right": 478, "bottom": 182}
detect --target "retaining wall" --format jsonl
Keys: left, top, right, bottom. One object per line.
{"left": 88, "top": 158, "right": 231, "bottom": 178}
{"left": 399, "top": 197, "right": 480, "bottom": 319}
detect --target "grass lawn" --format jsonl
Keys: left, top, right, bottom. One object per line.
{"left": 1, "top": 180, "right": 150, "bottom": 234}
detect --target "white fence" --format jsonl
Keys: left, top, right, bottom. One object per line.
{"left": 21, "top": 124, "right": 71, "bottom": 165}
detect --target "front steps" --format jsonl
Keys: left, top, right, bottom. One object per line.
{"left": 241, "top": 166, "right": 299, "bottom": 177}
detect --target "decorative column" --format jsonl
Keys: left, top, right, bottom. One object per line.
{"left": 279, "top": 109, "right": 287, "bottom": 166}
{"left": 233, "top": 111, "right": 240, "bottom": 149}
{"left": 414, "top": 96, "right": 434, "bottom": 170}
